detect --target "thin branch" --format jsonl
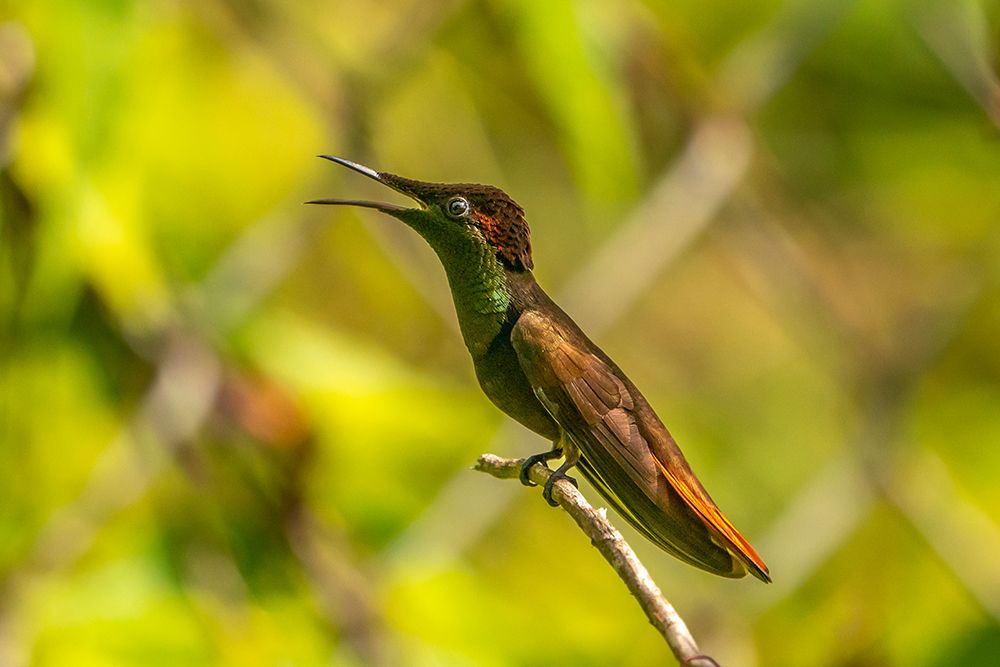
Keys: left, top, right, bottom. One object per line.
{"left": 474, "top": 453, "right": 718, "bottom": 667}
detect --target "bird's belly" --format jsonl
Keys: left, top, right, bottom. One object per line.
{"left": 473, "top": 339, "right": 561, "bottom": 441}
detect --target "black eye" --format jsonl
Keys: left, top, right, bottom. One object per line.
{"left": 446, "top": 197, "right": 470, "bottom": 218}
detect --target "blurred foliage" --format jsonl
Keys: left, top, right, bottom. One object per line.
{"left": 2, "top": 0, "right": 1000, "bottom": 665}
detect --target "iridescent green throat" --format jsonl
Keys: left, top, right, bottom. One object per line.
{"left": 403, "top": 213, "right": 512, "bottom": 358}
{"left": 439, "top": 240, "right": 511, "bottom": 358}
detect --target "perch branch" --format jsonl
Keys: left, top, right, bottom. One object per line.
{"left": 474, "top": 453, "right": 718, "bottom": 667}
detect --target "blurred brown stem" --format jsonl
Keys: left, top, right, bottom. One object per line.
{"left": 474, "top": 453, "right": 718, "bottom": 667}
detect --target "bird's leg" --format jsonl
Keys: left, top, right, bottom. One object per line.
{"left": 542, "top": 441, "right": 580, "bottom": 507}
{"left": 518, "top": 444, "right": 563, "bottom": 486}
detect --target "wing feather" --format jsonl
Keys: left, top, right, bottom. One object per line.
{"left": 511, "top": 310, "right": 769, "bottom": 582}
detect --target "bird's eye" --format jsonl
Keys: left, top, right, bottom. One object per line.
{"left": 446, "top": 197, "right": 470, "bottom": 218}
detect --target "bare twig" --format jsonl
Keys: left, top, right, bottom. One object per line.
{"left": 474, "top": 453, "right": 718, "bottom": 667}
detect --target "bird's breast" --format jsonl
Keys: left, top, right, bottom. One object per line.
{"left": 472, "top": 333, "right": 561, "bottom": 442}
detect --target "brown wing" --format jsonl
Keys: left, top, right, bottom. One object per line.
{"left": 511, "top": 309, "right": 769, "bottom": 582}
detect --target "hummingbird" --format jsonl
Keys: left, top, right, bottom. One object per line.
{"left": 309, "top": 156, "right": 770, "bottom": 582}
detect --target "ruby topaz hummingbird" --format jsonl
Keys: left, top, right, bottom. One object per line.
{"left": 309, "top": 156, "right": 770, "bottom": 582}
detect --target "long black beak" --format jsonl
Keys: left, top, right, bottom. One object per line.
{"left": 306, "top": 155, "right": 416, "bottom": 213}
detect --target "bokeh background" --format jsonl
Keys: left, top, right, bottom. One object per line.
{"left": 2, "top": 0, "right": 1000, "bottom": 665}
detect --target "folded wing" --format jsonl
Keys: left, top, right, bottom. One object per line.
{"left": 511, "top": 310, "right": 769, "bottom": 582}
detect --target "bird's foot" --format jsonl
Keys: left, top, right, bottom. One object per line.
{"left": 518, "top": 449, "right": 562, "bottom": 487}
{"left": 542, "top": 463, "right": 578, "bottom": 507}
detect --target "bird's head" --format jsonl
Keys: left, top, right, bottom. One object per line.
{"left": 309, "top": 155, "right": 533, "bottom": 271}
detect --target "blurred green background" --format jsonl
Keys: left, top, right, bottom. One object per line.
{"left": 2, "top": 0, "right": 1000, "bottom": 665}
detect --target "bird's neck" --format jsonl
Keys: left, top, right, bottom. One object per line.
{"left": 431, "top": 237, "right": 515, "bottom": 358}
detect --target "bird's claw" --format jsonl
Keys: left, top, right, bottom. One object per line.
{"left": 518, "top": 449, "right": 562, "bottom": 487}
{"left": 542, "top": 471, "right": 578, "bottom": 507}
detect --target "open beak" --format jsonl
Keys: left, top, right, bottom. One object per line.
{"left": 306, "top": 155, "right": 421, "bottom": 213}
